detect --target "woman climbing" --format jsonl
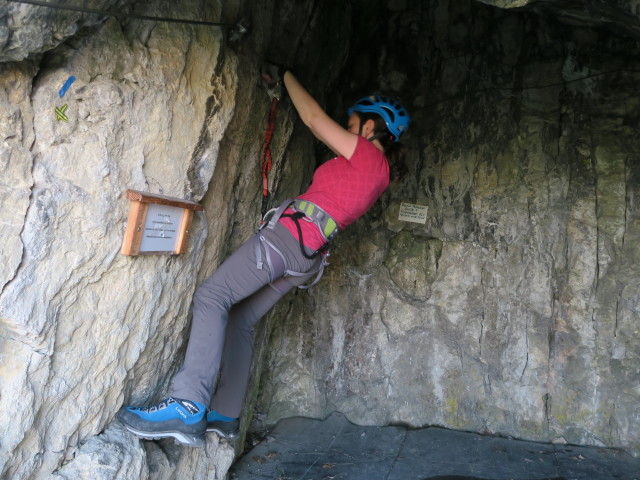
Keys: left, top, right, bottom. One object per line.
{"left": 117, "top": 66, "right": 410, "bottom": 447}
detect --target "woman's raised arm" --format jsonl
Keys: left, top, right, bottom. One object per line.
{"left": 283, "top": 71, "right": 360, "bottom": 159}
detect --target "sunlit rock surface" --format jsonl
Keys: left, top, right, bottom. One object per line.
{"left": 0, "top": 1, "right": 238, "bottom": 478}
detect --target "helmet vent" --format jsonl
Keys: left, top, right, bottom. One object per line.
{"left": 346, "top": 95, "right": 411, "bottom": 142}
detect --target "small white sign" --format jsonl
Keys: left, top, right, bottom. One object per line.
{"left": 139, "top": 203, "right": 184, "bottom": 253}
{"left": 398, "top": 202, "right": 428, "bottom": 224}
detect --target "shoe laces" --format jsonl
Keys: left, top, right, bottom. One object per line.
{"left": 134, "top": 397, "right": 176, "bottom": 413}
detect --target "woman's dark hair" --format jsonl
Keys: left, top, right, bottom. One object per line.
{"left": 356, "top": 112, "right": 408, "bottom": 182}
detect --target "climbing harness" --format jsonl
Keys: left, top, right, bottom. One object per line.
{"left": 262, "top": 198, "right": 338, "bottom": 257}
{"left": 261, "top": 96, "right": 278, "bottom": 217}
{"left": 290, "top": 199, "right": 339, "bottom": 243}
{"left": 256, "top": 198, "right": 338, "bottom": 289}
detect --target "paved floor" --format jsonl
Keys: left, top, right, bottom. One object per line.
{"left": 229, "top": 412, "right": 640, "bottom": 480}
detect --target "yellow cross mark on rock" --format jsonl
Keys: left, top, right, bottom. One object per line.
{"left": 55, "top": 104, "right": 68, "bottom": 122}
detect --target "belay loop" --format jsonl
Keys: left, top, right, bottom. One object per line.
{"left": 261, "top": 96, "right": 279, "bottom": 217}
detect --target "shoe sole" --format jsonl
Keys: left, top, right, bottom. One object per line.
{"left": 122, "top": 424, "right": 206, "bottom": 447}
{"left": 206, "top": 426, "right": 238, "bottom": 439}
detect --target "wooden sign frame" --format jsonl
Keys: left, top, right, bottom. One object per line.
{"left": 121, "top": 189, "right": 204, "bottom": 256}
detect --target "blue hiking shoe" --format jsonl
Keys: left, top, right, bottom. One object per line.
{"left": 117, "top": 397, "right": 207, "bottom": 447}
{"left": 206, "top": 410, "right": 240, "bottom": 439}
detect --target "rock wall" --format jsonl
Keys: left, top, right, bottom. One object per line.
{"left": 2, "top": 0, "right": 640, "bottom": 478}
{"left": 0, "top": 1, "right": 242, "bottom": 478}
{"left": 0, "top": 0, "right": 126, "bottom": 62}
{"left": 257, "top": 0, "right": 640, "bottom": 457}
{"left": 0, "top": 0, "right": 354, "bottom": 478}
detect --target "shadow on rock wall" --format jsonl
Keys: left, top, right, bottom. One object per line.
{"left": 256, "top": 0, "right": 640, "bottom": 457}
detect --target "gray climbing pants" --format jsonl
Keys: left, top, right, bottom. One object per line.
{"left": 171, "top": 222, "right": 321, "bottom": 417}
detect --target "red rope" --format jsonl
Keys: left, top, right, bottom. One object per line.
{"left": 261, "top": 97, "right": 278, "bottom": 213}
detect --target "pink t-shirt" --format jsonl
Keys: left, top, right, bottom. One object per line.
{"left": 280, "top": 136, "right": 390, "bottom": 250}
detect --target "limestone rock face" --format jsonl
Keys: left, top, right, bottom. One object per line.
{"left": 476, "top": 0, "right": 640, "bottom": 38}
{"left": 46, "top": 423, "right": 234, "bottom": 480}
{"left": 0, "top": 1, "right": 239, "bottom": 478}
{"left": 0, "top": 0, "right": 126, "bottom": 62}
{"left": 0, "top": 61, "right": 36, "bottom": 291}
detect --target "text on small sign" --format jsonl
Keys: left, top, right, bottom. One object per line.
{"left": 398, "top": 202, "right": 428, "bottom": 224}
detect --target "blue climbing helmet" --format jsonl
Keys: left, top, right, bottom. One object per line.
{"left": 347, "top": 95, "right": 410, "bottom": 142}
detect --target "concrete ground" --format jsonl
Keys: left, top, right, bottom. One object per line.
{"left": 229, "top": 412, "right": 639, "bottom": 480}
